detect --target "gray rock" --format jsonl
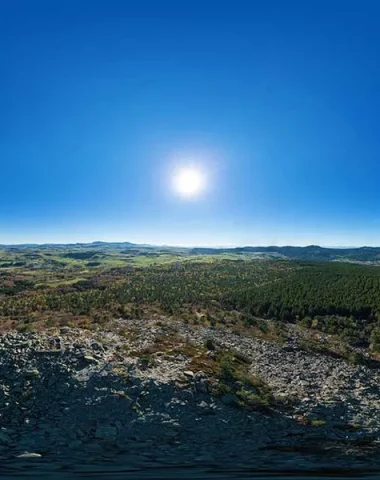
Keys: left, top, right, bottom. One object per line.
{"left": 85, "top": 443, "right": 103, "bottom": 453}
{"left": 24, "top": 369, "right": 40, "bottom": 378}
{"left": 0, "top": 319, "right": 378, "bottom": 469}
{"left": 83, "top": 355, "right": 99, "bottom": 364}
{"left": 68, "top": 440, "right": 83, "bottom": 449}
{"left": 0, "top": 430, "right": 12, "bottom": 445}
{"left": 195, "top": 379, "right": 209, "bottom": 394}
{"left": 95, "top": 425, "right": 117, "bottom": 440}
{"left": 16, "top": 452, "right": 42, "bottom": 459}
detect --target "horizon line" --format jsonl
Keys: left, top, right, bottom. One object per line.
{"left": 0, "top": 241, "right": 375, "bottom": 249}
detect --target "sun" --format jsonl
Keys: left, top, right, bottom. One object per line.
{"left": 172, "top": 166, "right": 206, "bottom": 198}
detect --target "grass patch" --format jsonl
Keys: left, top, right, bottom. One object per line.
{"left": 190, "top": 349, "right": 275, "bottom": 411}
{"left": 310, "top": 419, "right": 327, "bottom": 427}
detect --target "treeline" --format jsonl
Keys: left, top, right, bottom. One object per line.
{"left": 2, "top": 260, "right": 380, "bottom": 348}
{"left": 225, "top": 263, "right": 380, "bottom": 319}
{"left": 0, "top": 261, "right": 288, "bottom": 317}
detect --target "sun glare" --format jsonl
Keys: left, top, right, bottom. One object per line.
{"left": 172, "top": 166, "right": 206, "bottom": 198}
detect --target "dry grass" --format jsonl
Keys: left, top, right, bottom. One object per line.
{"left": 129, "top": 332, "right": 202, "bottom": 360}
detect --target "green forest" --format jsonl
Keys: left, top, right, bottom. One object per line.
{"left": 1, "top": 253, "right": 380, "bottom": 352}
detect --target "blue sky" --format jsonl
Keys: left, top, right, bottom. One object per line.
{"left": 1, "top": 0, "right": 380, "bottom": 246}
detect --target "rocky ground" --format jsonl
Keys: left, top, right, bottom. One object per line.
{"left": 0, "top": 317, "right": 380, "bottom": 473}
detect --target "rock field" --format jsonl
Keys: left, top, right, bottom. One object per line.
{"left": 0, "top": 318, "right": 379, "bottom": 471}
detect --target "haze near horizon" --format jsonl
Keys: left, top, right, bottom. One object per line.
{"left": 2, "top": 0, "right": 380, "bottom": 246}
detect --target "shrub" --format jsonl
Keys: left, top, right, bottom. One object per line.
{"left": 236, "top": 389, "right": 271, "bottom": 409}
{"left": 219, "top": 354, "right": 236, "bottom": 381}
{"left": 138, "top": 354, "right": 156, "bottom": 369}
{"left": 310, "top": 419, "right": 327, "bottom": 427}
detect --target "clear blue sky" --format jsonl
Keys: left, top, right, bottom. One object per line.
{"left": 1, "top": 0, "right": 380, "bottom": 246}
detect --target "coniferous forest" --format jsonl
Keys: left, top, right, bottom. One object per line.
{"left": 1, "top": 244, "right": 380, "bottom": 352}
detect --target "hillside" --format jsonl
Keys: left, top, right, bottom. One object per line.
{"left": 1, "top": 247, "right": 380, "bottom": 471}
{"left": 3, "top": 241, "right": 380, "bottom": 263}
{"left": 190, "top": 245, "right": 380, "bottom": 262}
{"left": 1, "top": 317, "right": 380, "bottom": 472}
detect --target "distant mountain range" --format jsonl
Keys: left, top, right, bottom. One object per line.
{"left": 0, "top": 241, "right": 136, "bottom": 249}
{"left": 188, "top": 245, "right": 380, "bottom": 262}
{"left": 2, "top": 241, "right": 380, "bottom": 262}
